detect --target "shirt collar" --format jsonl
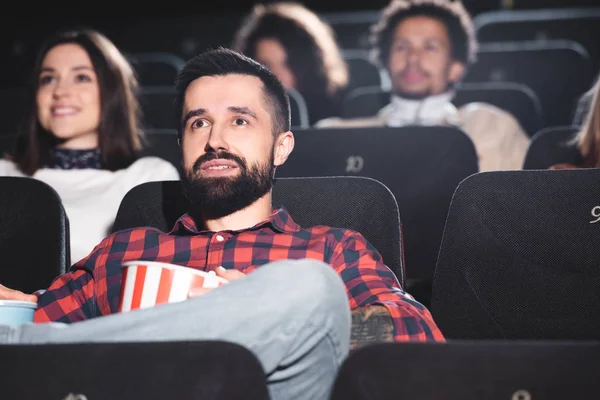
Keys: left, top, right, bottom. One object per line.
{"left": 381, "top": 91, "right": 457, "bottom": 126}
{"left": 169, "top": 206, "right": 301, "bottom": 235}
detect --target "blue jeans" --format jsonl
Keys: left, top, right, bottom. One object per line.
{"left": 0, "top": 259, "right": 351, "bottom": 400}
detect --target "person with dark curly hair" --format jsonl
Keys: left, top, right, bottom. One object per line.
{"left": 319, "top": 0, "right": 529, "bottom": 172}
{"left": 233, "top": 2, "right": 349, "bottom": 125}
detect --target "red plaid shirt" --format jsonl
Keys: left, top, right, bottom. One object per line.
{"left": 35, "top": 208, "right": 444, "bottom": 342}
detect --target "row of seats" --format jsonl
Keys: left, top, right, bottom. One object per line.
{"left": 142, "top": 124, "right": 583, "bottom": 282}
{"left": 4, "top": 340, "right": 599, "bottom": 399}
{"left": 3, "top": 167, "right": 599, "bottom": 340}
{"left": 0, "top": 125, "right": 582, "bottom": 293}
{"left": 0, "top": 175, "right": 404, "bottom": 295}
{"left": 153, "top": 124, "right": 584, "bottom": 308}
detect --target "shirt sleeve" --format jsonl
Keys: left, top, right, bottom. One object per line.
{"left": 34, "top": 234, "right": 117, "bottom": 323}
{"left": 329, "top": 229, "right": 445, "bottom": 342}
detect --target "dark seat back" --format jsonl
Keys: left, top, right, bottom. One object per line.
{"left": 431, "top": 170, "right": 600, "bottom": 339}
{"left": 331, "top": 341, "right": 600, "bottom": 400}
{"left": 276, "top": 126, "right": 478, "bottom": 283}
{"left": 0, "top": 177, "right": 69, "bottom": 293}
{"left": 464, "top": 40, "right": 594, "bottom": 127}
{"left": 474, "top": 7, "right": 600, "bottom": 71}
{"left": 140, "top": 129, "right": 181, "bottom": 175}
{"left": 288, "top": 88, "right": 310, "bottom": 129}
{"left": 0, "top": 89, "right": 26, "bottom": 136}
{"left": 112, "top": 176, "right": 404, "bottom": 285}
{"left": 523, "top": 126, "right": 582, "bottom": 169}
{"left": 139, "top": 87, "right": 177, "bottom": 130}
{"left": 342, "top": 49, "right": 383, "bottom": 91}
{"left": 127, "top": 52, "right": 185, "bottom": 86}
{"left": 323, "top": 11, "right": 380, "bottom": 49}
{"left": 0, "top": 341, "right": 269, "bottom": 400}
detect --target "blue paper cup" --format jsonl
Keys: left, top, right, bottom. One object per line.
{"left": 0, "top": 300, "right": 37, "bottom": 325}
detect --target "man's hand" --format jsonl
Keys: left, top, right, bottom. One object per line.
{"left": 0, "top": 284, "right": 38, "bottom": 302}
{"left": 188, "top": 267, "right": 245, "bottom": 297}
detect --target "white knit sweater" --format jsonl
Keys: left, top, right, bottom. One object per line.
{"left": 0, "top": 157, "right": 180, "bottom": 264}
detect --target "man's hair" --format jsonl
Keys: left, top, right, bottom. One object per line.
{"left": 370, "top": 0, "right": 478, "bottom": 69}
{"left": 174, "top": 47, "right": 291, "bottom": 139}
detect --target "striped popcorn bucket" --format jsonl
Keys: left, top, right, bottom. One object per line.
{"left": 118, "top": 261, "right": 228, "bottom": 312}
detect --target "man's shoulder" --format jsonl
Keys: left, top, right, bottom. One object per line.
{"left": 300, "top": 224, "right": 369, "bottom": 245}
{"left": 457, "top": 102, "right": 519, "bottom": 125}
{"left": 457, "top": 102, "right": 527, "bottom": 138}
{"left": 109, "top": 225, "right": 169, "bottom": 242}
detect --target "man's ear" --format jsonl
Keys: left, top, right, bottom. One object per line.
{"left": 273, "top": 131, "right": 295, "bottom": 167}
{"left": 448, "top": 60, "right": 466, "bottom": 84}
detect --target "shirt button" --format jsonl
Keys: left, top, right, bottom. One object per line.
{"left": 216, "top": 235, "right": 224, "bottom": 242}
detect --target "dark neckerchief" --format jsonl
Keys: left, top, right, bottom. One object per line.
{"left": 47, "top": 147, "right": 102, "bottom": 170}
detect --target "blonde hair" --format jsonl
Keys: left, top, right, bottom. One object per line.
{"left": 574, "top": 76, "right": 600, "bottom": 167}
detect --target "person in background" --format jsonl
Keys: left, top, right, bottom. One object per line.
{"left": 317, "top": 0, "right": 529, "bottom": 172}
{"left": 233, "top": 2, "right": 349, "bottom": 125}
{"left": 0, "top": 29, "right": 179, "bottom": 263}
{"left": 551, "top": 75, "right": 600, "bottom": 169}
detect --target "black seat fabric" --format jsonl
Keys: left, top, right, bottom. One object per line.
{"left": 139, "top": 87, "right": 177, "bottom": 130}
{"left": 342, "top": 49, "right": 383, "bottom": 91}
{"left": 276, "top": 126, "right": 478, "bottom": 284}
{"left": 140, "top": 129, "right": 182, "bottom": 175}
{"left": 331, "top": 341, "right": 600, "bottom": 400}
{"left": 431, "top": 170, "right": 600, "bottom": 339}
{"left": 523, "top": 126, "right": 582, "bottom": 169}
{"left": 463, "top": 40, "right": 594, "bottom": 127}
{"left": 323, "top": 11, "right": 380, "bottom": 49}
{"left": 288, "top": 88, "right": 310, "bottom": 129}
{"left": 112, "top": 176, "right": 404, "bottom": 285}
{"left": 0, "top": 89, "right": 26, "bottom": 136}
{"left": 127, "top": 52, "right": 185, "bottom": 86}
{"left": 474, "top": 7, "right": 600, "bottom": 72}
{"left": 0, "top": 341, "right": 269, "bottom": 400}
{"left": 0, "top": 177, "right": 69, "bottom": 293}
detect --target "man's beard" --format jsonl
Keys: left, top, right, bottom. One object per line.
{"left": 182, "top": 150, "right": 275, "bottom": 220}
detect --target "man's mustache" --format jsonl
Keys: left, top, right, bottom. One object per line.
{"left": 192, "top": 152, "right": 246, "bottom": 173}
{"left": 395, "top": 65, "right": 430, "bottom": 78}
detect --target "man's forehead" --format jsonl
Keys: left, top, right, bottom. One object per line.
{"left": 394, "top": 16, "right": 450, "bottom": 39}
{"left": 183, "top": 74, "right": 268, "bottom": 113}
